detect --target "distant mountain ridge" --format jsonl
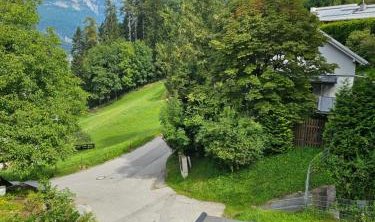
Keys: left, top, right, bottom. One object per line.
{"left": 37, "top": 0, "right": 121, "bottom": 51}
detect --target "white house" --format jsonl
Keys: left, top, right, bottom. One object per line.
{"left": 313, "top": 32, "right": 369, "bottom": 113}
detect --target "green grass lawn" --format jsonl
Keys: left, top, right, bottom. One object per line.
{"left": 52, "top": 81, "right": 166, "bottom": 176}
{"left": 1, "top": 81, "right": 166, "bottom": 180}
{"left": 166, "top": 148, "right": 336, "bottom": 222}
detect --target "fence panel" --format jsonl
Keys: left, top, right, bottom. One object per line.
{"left": 294, "top": 118, "right": 327, "bottom": 147}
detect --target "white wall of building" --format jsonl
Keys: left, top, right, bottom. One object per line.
{"left": 319, "top": 43, "right": 356, "bottom": 97}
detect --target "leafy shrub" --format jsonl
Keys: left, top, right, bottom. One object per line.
{"left": 336, "top": 201, "right": 375, "bottom": 222}
{"left": 323, "top": 75, "right": 375, "bottom": 200}
{"left": 260, "top": 111, "right": 294, "bottom": 154}
{"left": 347, "top": 29, "right": 375, "bottom": 65}
{"left": 196, "top": 108, "right": 265, "bottom": 170}
{"left": 160, "top": 97, "right": 191, "bottom": 153}
{"left": 320, "top": 18, "right": 375, "bottom": 44}
{"left": 132, "top": 41, "right": 156, "bottom": 85}
{"left": 16, "top": 182, "right": 96, "bottom": 222}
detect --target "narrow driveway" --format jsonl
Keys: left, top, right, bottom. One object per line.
{"left": 52, "top": 137, "right": 224, "bottom": 222}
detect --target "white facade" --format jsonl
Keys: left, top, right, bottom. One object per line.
{"left": 313, "top": 32, "right": 368, "bottom": 113}
{"left": 318, "top": 43, "right": 356, "bottom": 97}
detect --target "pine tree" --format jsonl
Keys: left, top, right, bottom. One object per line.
{"left": 99, "top": 0, "right": 120, "bottom": 42}
{"left": 84, "top": 17, "right": 99, "bottom": 51}
{"left": 71, "top": 27, "right": 85, "bottom": 78}
{"left": 122, "top": 0, "right": 145, "bottom": 41}
{"left": 324, "top": 74, "right": 375, "bottom": 200}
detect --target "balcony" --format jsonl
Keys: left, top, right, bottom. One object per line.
{"left": 317, "top": 96, "right": 336, "bottom": 113}
{"left": 311, "top": 75, "right": 338, "bottom": 84}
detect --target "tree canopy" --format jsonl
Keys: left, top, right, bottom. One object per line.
{"left": 160, "top": 0, "right": 333, "bottom": 167}
{"left": 0, "top": 0, "right": 86, "bottom": 172}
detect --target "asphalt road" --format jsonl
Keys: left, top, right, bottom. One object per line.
{"left": 52, "top": 137, "right": 224, "bottom": 222}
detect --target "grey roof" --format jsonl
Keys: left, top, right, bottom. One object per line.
{"left": 322, "top": 31, "right": 369, "bottom": 65}
{"left": 311, "top": 3, "right": 375, "bottom": 21}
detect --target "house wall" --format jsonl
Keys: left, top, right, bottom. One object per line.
{"left": 319, "top": 43, "right": 356, "bottom": 97}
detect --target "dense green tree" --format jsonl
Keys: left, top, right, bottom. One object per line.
{"left": 324, "top": 74, "right": 375, "bottom": 200}
{"left": 83, "top": 17, "right": 99, "bottom": 51}
{"left": 99, "top": 0, "right": 120, "bottom": 42}
{"left": 71, "top": 27, "right": 85, "bottom": 78}
{"left": 196, "top": 108, "right": 265, "bottom": 170}
{"left": 82, "top": 40, "right": 155, "bottom": 106}
{"left": 347, "top": 29, "right": 375, "bottom": 65}
{"left": 161, "top": 0, "right": 334, "bottom": 161}
{"left": 326, "top": 76, "right": 375, "bottom": 221}
{"left": 132, "top": 41, "right": 155, "bottom": 84}
{"left": 122, "top": 0, "right": 143, "bottom": 41}
{"left": 0, "top": 0, "right": 87, "bottom": 172}
{"left": 206, "top": 0, "right": 333, "bottom": 153}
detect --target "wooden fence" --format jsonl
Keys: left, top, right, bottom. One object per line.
{"left": 294, "top": 118, "right": 327, "bottom": 147}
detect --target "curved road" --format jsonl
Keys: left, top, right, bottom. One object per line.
{"left": 52, "top": 137, "right": 224, "bottom": 222}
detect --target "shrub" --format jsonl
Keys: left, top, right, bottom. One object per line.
{"left": 22, "top": 182, "right": 95, "bottom": 222}
{"left": 320, "top": 18, "right": 375, "bottom": 44}
{"left": 347, "top": 29, "right": 375, "bottom": 65}
{"left": 323, "top": 75, "right": 375, "bottom": 200}
{"left": 160, "top": 97, "right": 191, "bottom": 153}
{"left": 196, "top": 108, "right": 265, "bottom": 170}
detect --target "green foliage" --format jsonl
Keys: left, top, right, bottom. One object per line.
{"left": 0, "top": 0, "right": 87, "bottom": 173}
{"left": 320, "top": 18, "right": 375, "bottom": 44}
{"left": 132, "top": 41, "right": 156, "bottom": 84}
{"left": 323, "top": 75, "right": 375, "bottom": 200}
{"left": 0, "top": 182, "right": 95, "bottom": 222}
{"left": 336, "top": 202, "right": 375, "bottom": 222}
{"left": 166, "top": 148, "right": 333, "bottom": 221}
{"left": 83, "top": 17, "right": 99, "bottom": 51}
{"left": 24, "top": 182, "right": 95, "bottom": 222}
{"left": 99, "top": 0, "right": 120, "bottom": 42}
{"left": 196, "top": 108, "right": 265, "bottom": 169}
{"left": 160, "top": 97, "right": 191, "bottom": 152}
{"left": 1, "top": 82, "right": 165, "bottom": 179}
{"left": 160, "top": 0, "right": 333, "bottom": 163}
{"left": 82, "top": 39, "right": 155, "bottom": 105}
{"left": 347, "top": 29, "right": 375, "bottom": 65}
{"left": 71, "top": 27, "right": 85, "bottom": 79}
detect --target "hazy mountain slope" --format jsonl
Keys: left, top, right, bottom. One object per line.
{"left": 37, "top": 0, "right": 121, "bottom": 51}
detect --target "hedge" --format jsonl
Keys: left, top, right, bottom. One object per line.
{"left": 320, "top": 18, "right": 375, "bottom": 44}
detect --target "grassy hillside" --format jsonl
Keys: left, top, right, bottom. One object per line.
{"left": 166, "top": 148, "right": 335, "bottom": 222}
{"left": 52, "top": 81, "right": 166, "bottom": 176}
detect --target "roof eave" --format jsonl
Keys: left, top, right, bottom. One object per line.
{"left": 321, "top": 31, "right": 369, "bottom": 66}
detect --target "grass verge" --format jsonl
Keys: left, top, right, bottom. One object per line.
{"left": 55, "top": 81, "right": 166, "bottom": 177}
{"left": 1, "top": 81, "right": 166, "bottom": 180}
{"left": 166, "top": 148, "right": 336, "bottom": 222}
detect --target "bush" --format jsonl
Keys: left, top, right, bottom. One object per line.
{"left": 196, "top": 108, "right": 265, "bottom": 170}
{"left": 260, "top": 110, "right": 294, "bottom": 154}
{"left": 347, "top": 29, "right": 375, "bottom": 65}
{"left": 14, "top": 182, "right": 96, "bottom": 222}
{"left": 160, "top": 97, "right": 191, "bottom": 153}
{"left": 323, "top": 75, "right": 375, "bottom": 200}
{"left": 320, "top": 18, "right": 375, "bottom": 44}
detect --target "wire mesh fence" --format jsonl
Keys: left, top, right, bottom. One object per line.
{"left": 265, "top": 149, "right": 375, "bottom": 221}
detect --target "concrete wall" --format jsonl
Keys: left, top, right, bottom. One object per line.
{"left": 319, "top": 43, "right": 356, "bottom": 97}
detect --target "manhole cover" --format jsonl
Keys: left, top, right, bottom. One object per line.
{"left": 96, "top": 176, "right": 106, "bottom": 180}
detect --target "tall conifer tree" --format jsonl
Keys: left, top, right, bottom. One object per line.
{"left": 100, "top": 0, "right": 120, "bottom": 42}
